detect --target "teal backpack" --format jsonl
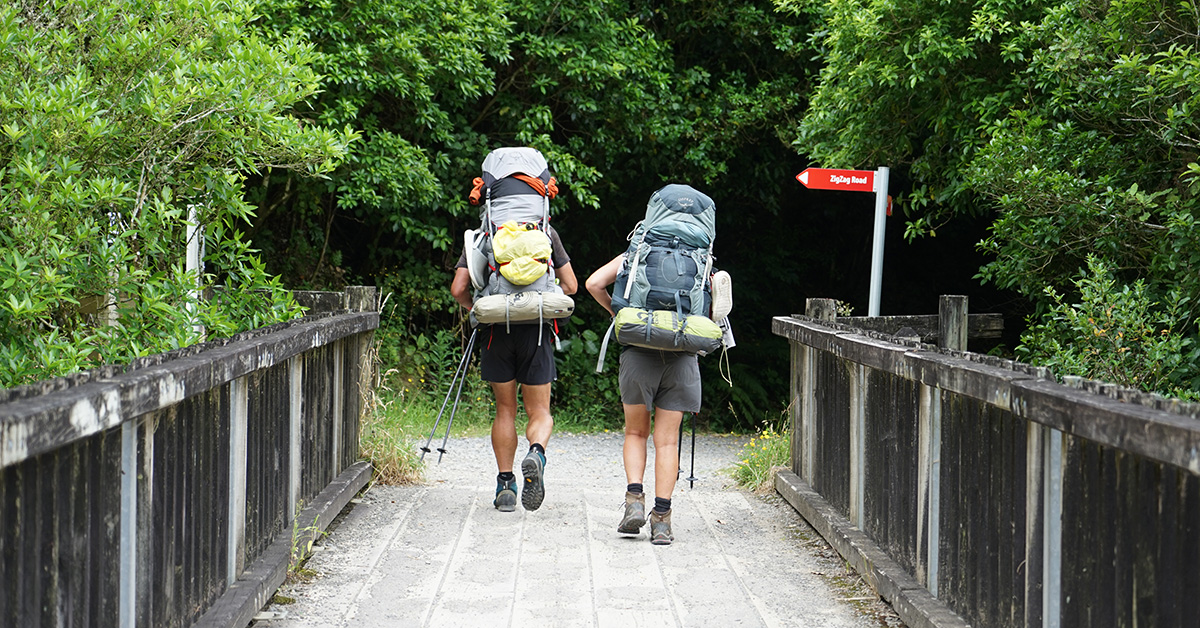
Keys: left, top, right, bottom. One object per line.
{"left": 596, "top": 184, "right": 732, "bottom": 372}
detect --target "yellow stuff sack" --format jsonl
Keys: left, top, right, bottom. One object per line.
{"left": 613, "top": 308, "right": 722, "bottom": 355}
{"left": 492, "top": 221, "right": 552, "bottom": 286}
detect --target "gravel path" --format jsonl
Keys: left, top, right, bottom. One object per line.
{"left": 253, "top": 431, "right": 902, "bottom": 628}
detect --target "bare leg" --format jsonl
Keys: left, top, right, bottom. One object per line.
{"left": 490, "top": 380, "right": 518, "bottom": 473}
{"left": 651, "top": 409, "right": 684, "bottom": 499}
{"left": 622, "top": 403, "right": 652, "bottom": 486}
{"left": 520, "top": 382, "right": 554, "bottom": 448}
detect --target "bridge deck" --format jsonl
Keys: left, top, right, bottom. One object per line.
{"left": 253, "top": 432, "right": 899, "bottom": 627}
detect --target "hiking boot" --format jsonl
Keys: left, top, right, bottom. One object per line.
{"left": 494, "top": 477, "right": 517, "bottom": 512}
{"left": 617, "top": 491, "right": 646, "bottom": 535}
{"left": 521, "top": 449, "right": 546, "bottom": 511}
{"left": 649, "top": 509, "right": 674, "bottom": 545}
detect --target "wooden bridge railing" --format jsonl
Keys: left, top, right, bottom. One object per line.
{"left": 0, "top": 287, "right": 379, "bottom": 628}
{"left": 773, "top": 296, "right": 1200, "bottom": 628}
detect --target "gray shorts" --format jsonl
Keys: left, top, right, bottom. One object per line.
{"left": 618, "top": 347, "right": 701, "bottom": 412}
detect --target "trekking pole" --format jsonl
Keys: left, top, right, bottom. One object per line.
{"left": 677, "top": 414, "right": 685, "bottom": 479}
{"left": 686, "top": 412, "right": 698, "bottom": 488}
{"left": 436, "top": 328, "right": 478, "bottom": 463}
{"left": 419, "top": 328, "right": 477, "bottom": 461}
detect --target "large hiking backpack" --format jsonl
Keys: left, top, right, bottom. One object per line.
{"left": 612, "top": 184, "right": 716, "bottom": 316}
{"left": 596, "top": 184, "right": 733, "bottom": 371}
{"left": 464, "top": 147, "right": 574, "bottom": 329}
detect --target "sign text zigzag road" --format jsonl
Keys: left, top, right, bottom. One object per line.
{"left": 795, "top": 167, "right": 875, "bottom": 192}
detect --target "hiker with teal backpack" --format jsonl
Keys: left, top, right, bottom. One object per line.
{"left": 585, "top": 184, "right": 733, "bottom": 545}
{"left": 451, "top": 147, "right": 578, "bottom": 513}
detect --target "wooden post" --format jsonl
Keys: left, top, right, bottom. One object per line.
{"left": 797, "top": 299, "right": 836, "bottom": 483}
{"left": 289, "top": 356, "right": 303, "bottom": 525}
{"left": 938, "top": 295, "right": 968, "bottom": 351}
{"left": 849, "top": 363, "right": 866, "bottom": 530}
{"left": 227, "top": 378, "right": 249, "bottom": 586}
{"left": 806, "top": 298, "right": 837, "bottom": 322}
{"left": 332, "top": 341, "right": 344, "bottom": 472}
{"left": 1043, "top": 427, "right": 1064, "bottom": 628}
{"left": 1025, "top": 423, "right": 1046, "bottom": 628}
{"left": 119, "top": 419, "right": 138, "bottom": 628}
{"left": 344, "top": 286, "right": 378, "bottom": 312}
{"left": 790, "top": 340, "right": 804, "bottom": 477}
{"left": 916, "top": 382, "right": 942, "bottom": 596}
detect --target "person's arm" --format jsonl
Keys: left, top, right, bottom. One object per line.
{"left": 547, "top": 227, "right": 578, "bottom": 295}
{"left": 585, "top": 255, "right": 624, "bottom": 317}
{"left": 450, "top": 267, "right": 473, "bottom": 310}
{"left": 556, "top": 262, "right": 579, "bottom": 296}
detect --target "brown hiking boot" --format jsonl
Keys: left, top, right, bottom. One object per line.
{"left": 649, "top": 509, "right": 673, "bottom": 545}
{"left": 617, "top": 491, "right": 646, "bottom": 535}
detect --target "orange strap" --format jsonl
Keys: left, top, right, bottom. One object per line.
{"left": 469, "top": 174, "right": 557, "bottom": 205}
{"left": 513, "top": 174, "right": 558, "bottom": 199}
{"left": 468, "top": 177, "right": 485, "bottom": 206}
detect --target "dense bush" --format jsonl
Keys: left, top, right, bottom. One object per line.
{"left": 1017, "top": 257, "right": 1200, "bottom": 398}
{"left": 0, "top": 0, "right": 355, "bottom": 387}
{"left": 786, "top": 0, "right": 1200, "bottom": 397}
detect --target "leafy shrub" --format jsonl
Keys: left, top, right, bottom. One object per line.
{"left": 0, "top": 0, "right": 354, "bottom": 387}
{"left": 553, "top": 324, "right": 623, "bottom": 430}
{"left": 1017, "top": 257, "right": 1200, "bottom": 399}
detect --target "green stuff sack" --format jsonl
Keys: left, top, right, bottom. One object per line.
{"left": 613, "top": 308, "right": 722, "bottom": 355}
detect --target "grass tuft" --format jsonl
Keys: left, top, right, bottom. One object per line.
{"left": 731, "top": 407, "right": 791, "bottom": 492}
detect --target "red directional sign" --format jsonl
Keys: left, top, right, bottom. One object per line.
{"left": 795, "top": 168, "right": 875, "bottom": 192}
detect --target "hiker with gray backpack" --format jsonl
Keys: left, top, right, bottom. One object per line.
{"left": 450, "top": 147, "right": 578, "bottom": 513}
{"left": 585, "top": 184, "right": 733, "bottom": 545}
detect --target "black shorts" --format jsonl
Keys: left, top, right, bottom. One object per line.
{"left": 479, "top": 324, "right": 556, "bottom": 385}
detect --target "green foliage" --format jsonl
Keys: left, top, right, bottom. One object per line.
{"left": 553, "top": 326, "right": 623, "bottom": 430}
{"left": 791, "top": 0, "right": 1200, "bottom": 398}
{"left": 1017, "top": 257, "right": 1200, "bottom": 398}
{"left": 969, "top": 2, "right": 1200, "bottom": 316}
{"left": 781, "top": 0, "right": 1048, "bottom": 229}
{"left": 252, "top": 0, "right": 514, "bottom": 262}
{"left": 732, "top": 410, "right": 791, "bottom": 492}
{"left": 246, "top": 0, "right": 816, "bottom": 428}
{"left": 247, "top": 0, "right": 812, "bottom": 265}
{"left": 0, "top": 0, "right": 354, "bottom": 386}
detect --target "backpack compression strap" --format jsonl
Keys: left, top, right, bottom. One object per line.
{"left": 512, "top": 174, "right": 558, "bottom": 199}
{"left": 470, "top": 174, "right": 557, "bottom": 206}
{"left": 469, "top": 177, "right": 485, "bottom": 206}
{"left": 595, "top": 318, "right": 617, "bottom": 373}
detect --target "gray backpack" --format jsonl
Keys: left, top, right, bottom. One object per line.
{"left": 464, "top": 148, "right": 574, "bottom": 335}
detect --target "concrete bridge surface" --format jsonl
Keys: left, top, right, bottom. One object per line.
{"left": 251, "top": 431, "right": 902, "bottom": 628}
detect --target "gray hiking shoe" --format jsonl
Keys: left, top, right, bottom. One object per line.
{"left": 494, "top": 477, "right": 517, "bottom": 512}
{"left": 521, "top": 449, "right": 546, "bottom": 511}
{"left": 617, "top": 491, "right": 646, "bottom": 535}
{"left": 649, "top": 509, "right": 674, "bottom": 545}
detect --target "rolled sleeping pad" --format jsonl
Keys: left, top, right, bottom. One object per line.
{"left": 613, "top": 308, "right": 722, "bottom": 355}
{"left": 473, "top": 292, "right": 575, "bottom": 324}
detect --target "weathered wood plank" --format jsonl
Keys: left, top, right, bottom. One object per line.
{"left": 192, "top": 461, "right": 372, "bottom": 628}
{"left": 776, "top": 470, "right": 971, "bottom": 628}
{"left": 836, "top": 313, "right": 1004, "bottom": 341}
{"left": 0, "top": 311, "right": 377, "bottom": 469}
{"left": 1012, "top": 378, "right": 1200, "bottom": 474}
{"left": 776, "top": 309, "right": 1200, "bottom": 628}
{"left": 775, "top": 317, "right": 1200, "bottom": 471}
